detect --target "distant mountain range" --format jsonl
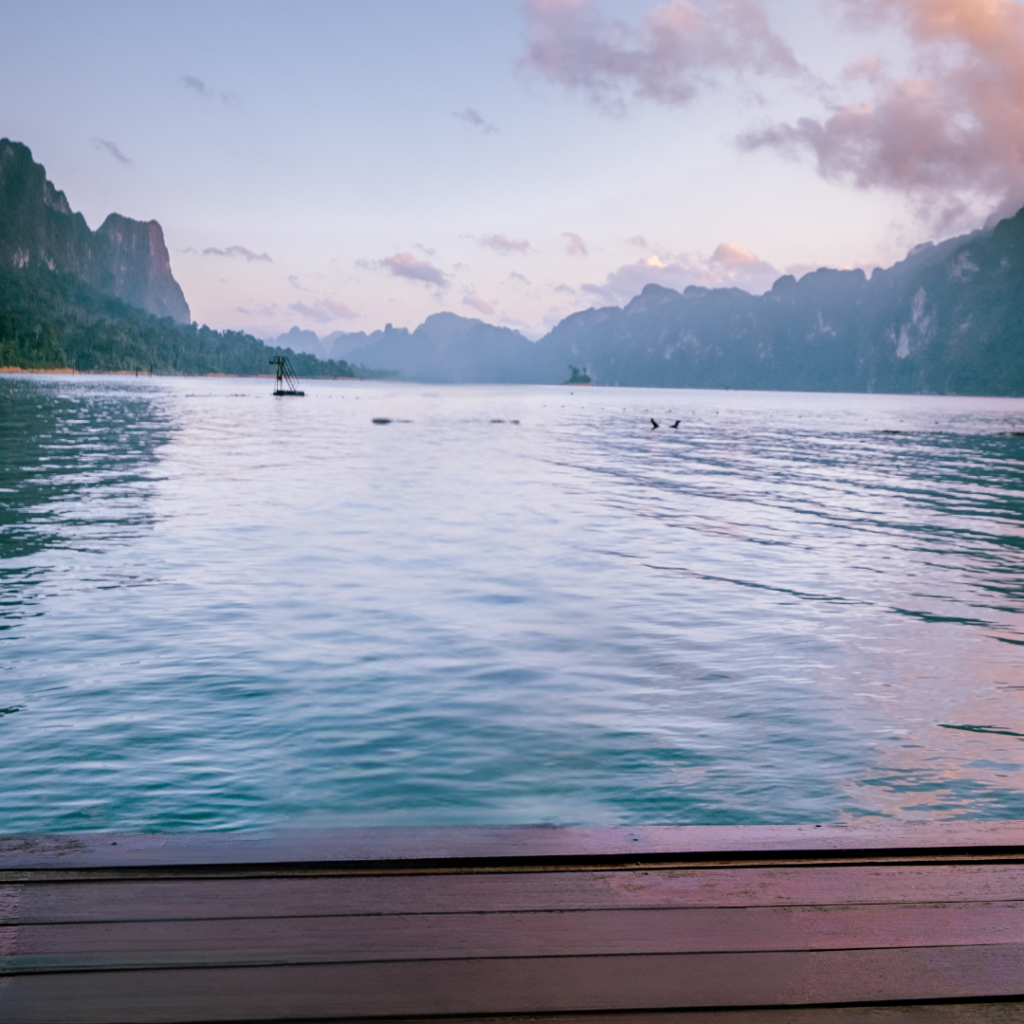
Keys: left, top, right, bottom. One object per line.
{"left": 274, "top": 319, "right": 537, "bottom": 379}
{"left": 285, "top": 213, "right": 1024, "bottom": 396}
{"left": 535, "top": 220, "right": 1024, "bottom": 395}
{"left": 288, "top": 315, "right": 541, "bottom": 383}
{"left": 5, "top": 136, "right": 1024, "bottom": 394}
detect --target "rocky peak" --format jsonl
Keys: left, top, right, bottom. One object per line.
{"left": 41, "top": 178, "right": 72, "bottom": 216}
{"left": 0, "top": 138, "right": 190, "bottom": 323}
{"left": 95, "top": 214, "right": 189, "bottom": 323}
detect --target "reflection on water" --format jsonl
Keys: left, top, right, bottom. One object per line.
{"left": 1, "top": 374, "right": 1023, "bottom": 831}
{"left": 0, "top": 378, "right": 173, "bottom": 639}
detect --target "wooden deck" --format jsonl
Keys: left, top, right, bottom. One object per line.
{"left": 3, "top": 823, "right": 1024, "bottom": 1022}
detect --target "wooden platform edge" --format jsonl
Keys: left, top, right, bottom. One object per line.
{"left": 2, "top": 822, "right": 1024, "bottom": 872}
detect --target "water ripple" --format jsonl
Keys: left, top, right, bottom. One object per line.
{"left": 2, "top": 376, "right": 1024, "bottom": 830}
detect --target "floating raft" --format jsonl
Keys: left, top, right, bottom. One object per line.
{"left": 3, "top": 823, "right": 1024, "bottom": 1022}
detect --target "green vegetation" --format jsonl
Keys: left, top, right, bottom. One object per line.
{"left": 0, "top": 265, "right": 380, "bottom": 378}
{"left": 565, "top": 365, "right": 591, "bottom": 384}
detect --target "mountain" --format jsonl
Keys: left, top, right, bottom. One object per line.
{"left": 308, "top": 209, "right": 1024, "bottom": 395}
{"left": 0, "top": 140, "right": 383, "bottom": 378}
{"left": 322, "top": 329, "right": 378, "bottom": 361}
{"left": 0, "top": 138, "right": 190, "bottom": 323}
{"left": 531, "top": 212, "right": 1024, "bottom": 395}
{"left": 345, "top": 313, "right": 541, "bottom": 383}
{"left": 8, "top": 134, "right": 1023, "bottom": 394}
{"left": 275, "top": 326, "right": 326, "bottom": 359}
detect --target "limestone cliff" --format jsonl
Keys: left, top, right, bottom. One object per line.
{"left": 0, "top": 139, "right": 190, "bottom": 323}
{"left": 530, "top": 211, "right": 1024, "bottom": 395}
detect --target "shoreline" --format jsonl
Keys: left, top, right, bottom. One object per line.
{"left": 0, "top": 366, "right": 360, "bottom": 380}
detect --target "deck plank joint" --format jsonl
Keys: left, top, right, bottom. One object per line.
{"left": 3, "top": 824, "right": 1024, "bottom": 1022}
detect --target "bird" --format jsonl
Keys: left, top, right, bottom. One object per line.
{"left": 671, "top": 420, "right": 680, "bottom": 429}
{"left": 650, "top": 418, "right": 659, "bottom": 429}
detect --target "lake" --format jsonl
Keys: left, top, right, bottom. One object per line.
{"left": 2, "top": 373, "right": 1023, "bottom": 832}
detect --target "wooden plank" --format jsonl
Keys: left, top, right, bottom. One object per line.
{"left": 4, "top": 945, "right": 1024, "bottom": 1022}
{"left": 9, "top": 862, "right": 1024, "bottom": 924}
{"left": 327, "top": 1008, "right": 1024, "bottom": 1023}
{"left": 4, "top": 901, "right": 1024, "bottom": 972}
{"left": 3, "top": 822, "right": 1024, "bottom": 872}
{"left": 326, "top": 1009, "right": 1024, "bottom": 1024}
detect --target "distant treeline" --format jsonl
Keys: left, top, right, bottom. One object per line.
{"left": 0, "top": 266, "right": 383, "bottom": 378}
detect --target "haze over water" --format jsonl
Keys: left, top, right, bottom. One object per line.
{"left": 2, "top": 374, "right": 1024, "bottom": 833}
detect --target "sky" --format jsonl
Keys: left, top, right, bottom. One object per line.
{"left": 3, "top": 0, "right": 1024, "bottom": 340}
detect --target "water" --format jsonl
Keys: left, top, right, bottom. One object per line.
{"left": 2, "top": 373, "right": 1024, "bottom": 833}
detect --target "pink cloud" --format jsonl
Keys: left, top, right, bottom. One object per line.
{"left": 319, "top": 298, "right": 358, "bottom": 319}
{"left": 711, "top": 242, "right": 766, "bottom": 267}
{"left": 288, "top": 302, "right": 333, "bottom": 324}
{"left": 381, "top": 252, "right": 449, "bottom": 287}
{"left": 288, "top": 298, "right": 358, "bottom": 323}
{"left": 563, "top": 231, "right": 588, "bottom": 256}
{"left": 478, "top": 233, "right": 532, "bottom": 255}
{"left": 522, "top": 0, "right": 800, "bottom": 111}
{"left": 579, "top": 242, "right": 780, "bottom": 304}
{"left": 462, "top": 294, "right": 496, "bottom": 315}
{"left": 740, "top": 0, "right": 1024, "bottom": 221}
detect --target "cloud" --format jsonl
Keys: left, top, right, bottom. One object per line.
{"left": 628, "top": 235, "right": 649, "bottom": 247}
{"left": 478, "top": 233, "right": 532, "bottom": 255}
{"left": 739, "top": 0, "right": 1024, "bottom": 223}
{"left": 462, "top": 294, "right": 496, "bottom": 315}
{"left": 179, "top": 74, "right": 240, "bottom": 108}
{"left": 202, "top": 245, "right": 272, "bottom": 262}
{"left": 710, "top": 241, "right": 778, "bottom": 280}
{"left": 542, "top": 303, "right": 576, "bottom": 331}
{"left": 510, "top": 271, "right": 532, "bottom": 283}
{"left": 521, "top": 0, "right": 801, "bottom": 112}
{"left": 288, "top": 302, "right": 333, "bottom": 324}
{"left": 92, "top": 138, "right": 131, "bottom": 164}
{"left": 381, "top": 251, "right": 449, "bottom": 287}
{"left": 288, "top": 298, "right": 358, "bottom": 323}
{"left": 454, "top": 107, "right": 498, "bottom": 133}
{"left": 233, "top": 303, "right": 280, "bottom": 319}
{"left": 782, "top": 260, "right": 829, "bottom": 280}
{"left": 179, "top": 75, "right": 211, "bottom": 98}
{"left": 320, "top": 298, "right": 357, "bottom": 318}
{"left": 580, "top": 241, "right": 781, "bottom": 304}
{"left": 711, "top": 241, "right": 764, "bottom": 266}
{"left": 563, "top": 231, "right": 588, "bottom": 256}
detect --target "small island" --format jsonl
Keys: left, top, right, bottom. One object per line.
{"left": 564, "top": 364, "right": 591, "bottom": 385}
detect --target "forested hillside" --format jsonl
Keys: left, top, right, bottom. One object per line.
{"left": 0, "top": 266, "right": 366, "bottom": 377}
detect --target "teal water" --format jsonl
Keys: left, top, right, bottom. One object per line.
{"left": 2, "top": 374, "right": 1024, "bottom": 832}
